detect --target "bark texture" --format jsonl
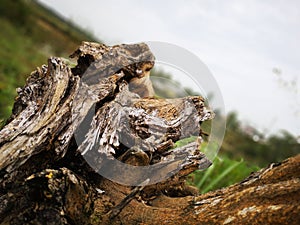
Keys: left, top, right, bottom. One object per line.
{"left": 0, "top": 41, "right": 299, "bottom": 225}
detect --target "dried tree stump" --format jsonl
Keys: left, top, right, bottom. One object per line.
{"left": 0, "top": 42, "right": 299, "bottom": 225}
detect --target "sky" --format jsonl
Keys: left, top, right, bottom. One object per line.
{"left": 38, "top": 0, "right": 300, "bottom": 137}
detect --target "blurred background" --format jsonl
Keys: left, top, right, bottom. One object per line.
{"left": 0, "top": 0, "right": 299, "bottom": 192}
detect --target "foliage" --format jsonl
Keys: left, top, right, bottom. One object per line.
{"left": 222, "top": 112, "right": 300, "bottom": 167}
{"left": 173, "top": 136, "right": 197, "bottom": 148}
{"left": 189, "top": 154, "right": 260, "bottom": 193}
{"left": 174, "top": 138, "right": 260, "bottom": 193}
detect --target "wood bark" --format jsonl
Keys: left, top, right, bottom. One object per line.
{"left": 0, "top": 42, "right": 299, "bottom": 225}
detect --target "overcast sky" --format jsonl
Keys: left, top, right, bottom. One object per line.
{"left": 38, "top": 0, "right": 300, "bottom": 137}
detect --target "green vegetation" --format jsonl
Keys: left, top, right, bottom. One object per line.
{"left": 223, "top": 112, "right": 299, "bottom": 167}
{"left": 175, "top": 137, "right": 260, "bottom": 193}
{"left": 189, "top": 112, "right": 299, "bottom": 193}
{"left": 0, "top": 17, "right": 45, "bottom": 119}
{"left": 0, "top": 0, "right": 96, "bottom": 120}
{"left": 0, "top": 0, "right": 298, "bottom": 194}
{"left": 191, "top": 155, "right": 259, "bottom": 193}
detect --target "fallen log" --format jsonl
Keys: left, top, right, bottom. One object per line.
{"left": 0, "top": 42, "right": 299, "bottom": 225}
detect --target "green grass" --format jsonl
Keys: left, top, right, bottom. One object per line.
{"left": 0, "top": 17, "right": 47, "bottom": 120}
{"left": 173, "top": 136, "right": 197, "bottom": 148}
{"left": 189, "top": 154, "right": 260, "bottom": 193}
{"left": 174, "top": 137, "right": 260, "bottom": 193}
{"left": 0, "top": 0, "right": 98, "bottom": 121}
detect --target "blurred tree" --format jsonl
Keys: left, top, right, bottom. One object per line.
{"left": 221, "top": 112, "right": 300, "bottom": 167}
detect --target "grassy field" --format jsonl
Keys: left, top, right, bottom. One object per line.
{"left": 0, "top": 0, "right": 97, "bottom": 120}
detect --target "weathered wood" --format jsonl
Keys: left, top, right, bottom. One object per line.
{"left": 0, "top": 41, "right": 299, "bottom": 225}
{"left": 97, "top": 154, "right": 300, "bottom": 224}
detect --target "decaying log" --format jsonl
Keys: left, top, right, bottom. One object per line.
{"left": 97, "top": 155, "right": 300, "bottom": 225}
{"left": 0, "top": 42, "right": 299, "bottom": 225}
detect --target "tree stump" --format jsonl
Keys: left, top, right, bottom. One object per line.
{"left": 0, "top": 42, "right": 299, "bottom": 225}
